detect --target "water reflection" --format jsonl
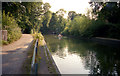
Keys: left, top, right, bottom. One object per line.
{"left": 44, "top": 35, "right": 120, "bottom": 75}
{"left": 53, "top": 46, "right": 89, "bottom": 74}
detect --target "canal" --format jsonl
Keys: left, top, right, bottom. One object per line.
{"left": 44, "top": 35, "right": 120, "bottom": 75}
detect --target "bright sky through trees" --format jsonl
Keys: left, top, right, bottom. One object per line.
{"left": 42, "top": 0, "right": 90, "bottom": 18}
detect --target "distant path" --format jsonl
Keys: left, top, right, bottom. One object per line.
{"left": 2, "top": 34, "right": 33, "bottom": 74}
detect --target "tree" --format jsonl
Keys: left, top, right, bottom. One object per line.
{"left": 56, "top": 9, "right": 66, "bottom": 17}
{"left": 55, "top": 9, "right": 67, "bottom": 34}
{"left": 43, "top": 2, "right": 51, "bottom": 13}
{"left": 49, "top": 13, "right": 58, "bottom": 33}
{"left": 40, "top": 3, "right": 52, "bottom": 34}
{"left": 97, "top": 2, "right": 120, "bottom": 23}
{"left": 26, "top": 2, "right": 43, "bottom": 33}
{"left": 89, "top": 2, "right": 120, "bottom": 23}
{"left": 68, "top": 11, "right": 77, "bottom": 20}
{"left": 2, "top": 2, "right": 44, "bottom": 34}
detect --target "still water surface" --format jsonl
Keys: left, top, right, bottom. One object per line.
{"left": 44, "top": 35, "right": 120, "bottom": 75}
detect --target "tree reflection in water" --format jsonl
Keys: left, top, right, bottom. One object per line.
{"left": 44, "top": 35, "right": 120, "bottom": 76}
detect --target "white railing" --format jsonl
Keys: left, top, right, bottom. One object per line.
{"left": 31, "top": 39, "right": 38, "bottom": 74}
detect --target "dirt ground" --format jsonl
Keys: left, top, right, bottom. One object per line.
{"left": 2, "top": 34, "right": 33, "bottom": 74}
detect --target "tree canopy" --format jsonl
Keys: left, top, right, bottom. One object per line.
{"left": 2, "top": 2, "right": 120, "bottom": 40}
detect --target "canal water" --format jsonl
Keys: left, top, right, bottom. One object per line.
{"left": 44, "top": 35, "right": 120, "bottom": 75}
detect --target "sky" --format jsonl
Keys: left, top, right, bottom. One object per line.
{"left": 42, "top": 0, "right": 91, "bottom": 18}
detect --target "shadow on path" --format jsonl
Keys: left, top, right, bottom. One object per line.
{"left": 2, "top": 34, "right": 33, "bottom": 74}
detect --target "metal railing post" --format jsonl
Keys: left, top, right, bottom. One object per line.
{"left": 31, "top": 39, "right": 38, "bottom": 74}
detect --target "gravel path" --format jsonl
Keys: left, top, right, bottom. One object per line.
{"left": 2, "top": 34, "right": 33, "bottom": 74}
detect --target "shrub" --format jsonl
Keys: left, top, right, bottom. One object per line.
{"left": 2, "top": 40, "right": 8, "bottom": 45}
{"left": 82, "top": 20, "right": 109, "bottom": 38}
{"left": 33, "top": 32, "right": 44, "bottom": 41}
{"left": 2, "top": 11, "right": 22, "bottom": 44}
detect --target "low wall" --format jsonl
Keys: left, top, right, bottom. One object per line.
{"left": 44, "top": 45, "right": 61, "bottom": 74}
{"left": 0, "top": 30, "right": 7, "bottom": 41}
{"left": 90, "top": 37, "right": 120, "bottom": 47}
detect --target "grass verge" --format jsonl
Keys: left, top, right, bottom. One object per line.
{"left": 23, "top": 33, "right": 43, "bottom": 74}
{"left": 22, "top": 39, "right": 35, "bottom": 74}
{"left": 44, "top": 46, "right": 59, "bottom": 74}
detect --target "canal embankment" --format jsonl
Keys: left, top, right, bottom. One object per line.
{"left": 63, "top": 35, "right": 120, "bottom": 47}
{"left": 33, "top": 33, "right": 60, "bottom": 74}
{"left": 38, "top": 39, "right": 60, "bottom": 74}
{"left": 44, "top": 45, "right": 60, "bottom": 74}
{"left": 38, "top": 46, "right": 50, "bottom": 74}
{"left": 90, "top": 37, "right": 120, "bottom": 47}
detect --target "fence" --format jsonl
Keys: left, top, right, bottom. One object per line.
{"left": 31, "top": 39, "right": 38, "bottom": 74}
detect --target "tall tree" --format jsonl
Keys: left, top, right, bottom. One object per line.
{"left": 2, "top": 2, "right": 44, "bottom": 33}
{"left": 43, "top": 2, "right": 51, "bottom": 13}
{"left": 40, "top": 2, "right": 52, "bottom": 34}
{"left": 97, "top": 2, "right": 120, "bottom": 23}
{"left": 49, "top": 13, "right": 58, "bottom": 33}
{"left": 89, "top": 2, "right": 120, "bottom": 23}
{"left": 55, "top": 9, "right": 66, "bottom": 34}
{"left": 68, "top": 11, "right": 77, "bottom": 20}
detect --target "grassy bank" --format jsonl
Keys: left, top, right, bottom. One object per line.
{"left": 22, "top": 39, "right": 35, "bottom": 74}
{"left": 44, "top": 46, "right": 59, "bottom": 74}
{"left": 22, "top": 33, "right": 43, "bottom": 74}
{"left": 34, "top": 33, "right": 60, "bottom": 74}
{"left": 23, "top": 33, "right": 60, "bottom": 74}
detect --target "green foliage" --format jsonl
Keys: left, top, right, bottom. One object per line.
{"left": 49, "top": 13, "right": 58, "bottom": 33}
{"left": 50, "top": 9, "right": 67, "bottom": 34}
{"left": 70, "top": 16, "right": 91, "bottom": 36}
{"left": 62, "top": 14, "right": 120, "bottom": 39}
{"left": 63, "top": 15, "right": 91, "bottom": 36}
{"left": 97, "top": 2, "right": 120, "bottom": 24}
{"left": 41, "top": 11, "right": 52, "bottom": 33}
{"left": 40, "top": 3, "right": 53, "bottom": 34}
{"left": 56, "top": 9, "right": 66, "bottom": 17}
{"left": 68, "top": 11, "right": 77, "bottom": 20}
{"left": 68, "top": 11, "right": 81, "bottom": 20}
{"left": 43, "top": 3, "right": 51, "bottom": 13}
{"left": 82, "top": 20, "right": 109, "bottom": 38}
{"left": 106, "top": 23, "right": 120, "bottom": 39}
{"left": 0, "top": 10, "right": 2, "bottom": 30}
{"left": 2, "top": 40, "right": 8, "bottom": 45}
{"left": 89, "top": 2, "right": 120, "bottom": 24}
{"left": 2, "top": 11, "right": 22, "bottom": 43}
{"left": 41, "top": 10, "right": 67, "bottom": 34}
{"left": 2, "top": 2, "right": 44, "bottom": 34}
{"left": 33, "top": 32, "right": 44, "bottom": 41}
{"left": 2, "top": 2, "right": 120, "bottom": 40}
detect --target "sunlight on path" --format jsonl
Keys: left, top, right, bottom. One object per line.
{"left": 2, "top": 34, "right": 33, "bottom": 74}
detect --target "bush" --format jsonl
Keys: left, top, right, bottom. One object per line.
{"left": 62, "top": 15, "right": 120, "bottom": 39}
{"left": 2, "top": 11, "right": 22, "bottom": 44}
{"left": 107, "top": 23, "right": 120, "bottom": 39}
{"left": 82, "top": 20, "right": 109, "bottom": 37}
{"left": 2, "top": 40, "right": 8, "bottom": 45}
{"left": 33, "top": 32, "right": 44, "bottom": 41}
